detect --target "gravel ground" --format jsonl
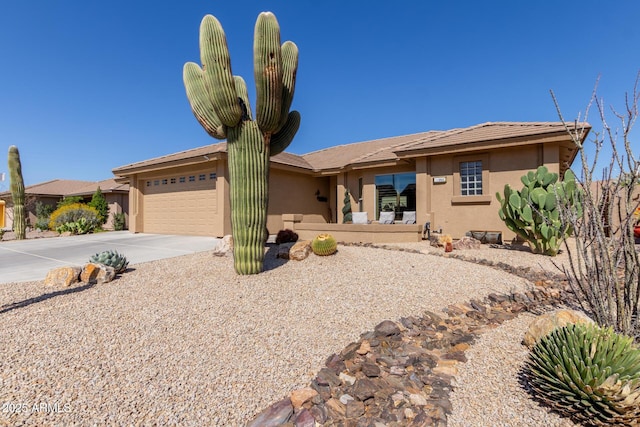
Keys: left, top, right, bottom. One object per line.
{"left": 0, "top": 241, "right": 576, "bottom": 426}
{"left": 447, "top": 312, "right": 577, "bottom": 427}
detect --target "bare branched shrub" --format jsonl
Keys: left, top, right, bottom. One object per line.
{"left": 552, "top": 74, "right": 640, "bottom": 339}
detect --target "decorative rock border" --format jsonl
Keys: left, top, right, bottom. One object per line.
{"left": 248, "top": 243, "right": 578, "bottom": 426}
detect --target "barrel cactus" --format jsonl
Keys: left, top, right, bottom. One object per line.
{"left": 90, "top": 250, "right": 129, "bottom": 273}
{"left": 496, "top": 166, "right": 581, "bottom": 256}
{"left": 183, "top": 12, "right": 300, "bottom": 275}
{"left": 524, "top": 323, "right": 640, "bottom": 426}
{"left": 311, "top": 234, "right": 337, "bottom": 256}
{"left": 8, "top": 145, "right": 26, "bottom": 240}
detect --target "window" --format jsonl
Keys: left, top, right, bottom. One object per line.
{"left": 162, "top": 179, "right": 168, "bottom": 185}
{"left": 179, "top": 177, "right": 186, "bottom": 183}
{"left": 460, "top": 161, "right": 482, "bottom": 195}
{"left": 153, "top": 180, "right": 159, "bottom": 186}
{"left": 209, "top": 173, "right": 216, "bottom": 180}
{"left": 189, "top": 176, "right": 195, "bottom": 182}
{"left": 146, "top": 181, "right": 151, "bottom": 187}
{"left": 199, "top": 174, "right": 206, "bottom": 181}
{"left": 170, "top": 178, "right": 176, "bottom": 184}
{"left": 374, "top": 173, "right": 416, "bottom": 221}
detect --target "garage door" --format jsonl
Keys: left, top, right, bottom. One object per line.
{"left": 142, "top": 172, "right": 217, "bottom": 235}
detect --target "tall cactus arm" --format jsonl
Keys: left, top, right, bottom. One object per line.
{"left": 183, "top": 62, "right": 226, "bottom": 139}
{"left": 233, "top": 76, "right": 253, "bottom": 121}
{"left": 254, "top": 11, "right": 283, "bottom": 134}
{"left": 8, "top": 145, "right": 26, "bottom": 240}
{"left": 276, "top": 41, "right": 299, "bottom": 133}
{"left": 200, "top": 15, "right": 242, "bottom": 127}
{"left": 270, "top": 110, "right": 300, "bottom": 156}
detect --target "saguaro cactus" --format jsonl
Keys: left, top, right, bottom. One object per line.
{"left": 8, "top": 145, "right": 26, "bottom": 240}
{"left": 183, "top": 12, "right": 300, "bottom": 274}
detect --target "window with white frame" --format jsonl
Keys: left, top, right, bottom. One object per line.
{"left": 460, "top": 161, "right": 483, "bottom": 195}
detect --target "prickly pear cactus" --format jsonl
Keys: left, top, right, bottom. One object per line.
{"left": 183, "top": 12, "right": 300, "bottom": 275}
{"left": 7, "top": 145, "right": 26, "bottom": 240}
{"left": 89, "top": 250, "right": 129, "bottom": 273}
{"left": 311, "top": 234, "right": 337, "bottom": 256}
{"left": 496, "top": 166, "right": 581, "bottom": 256}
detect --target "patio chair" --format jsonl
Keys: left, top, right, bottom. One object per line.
{"left": 378, "top": 211, "right": 395, "bottom": 224}
{"left": 401, "top": 211, "right": 416, "bottom": 224}
{"left": 352, "top": 212, "right": 370, "bottom": 224}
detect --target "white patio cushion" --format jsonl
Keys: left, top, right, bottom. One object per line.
{"left": 352, "top": 212, "right": 369, "bottom": 224}
{"left": 402, "top": 211, "right": 416, "bottom": 224}
{"left": 378, "top": 211, "right": 395, "bottom": 224}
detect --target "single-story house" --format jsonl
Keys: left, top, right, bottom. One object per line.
{"left": 0, "top": 178, "right": 129, "bottom": 231}
{"left": 112, "top": 121, "right": 589, "bottom": 242}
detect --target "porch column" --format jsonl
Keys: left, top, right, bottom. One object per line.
{"left": 336, "top": 173, "right": 346, "bottom": 223}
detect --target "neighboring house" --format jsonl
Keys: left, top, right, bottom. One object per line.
{"left": 112, "top": 121, "right": 590, "bottom": 241}
{"left": 0, "top": 179, "right": 129, "bottom": 230}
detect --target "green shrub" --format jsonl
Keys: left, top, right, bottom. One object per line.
{"left": 34, "top": 201, "right": 54, "bottom": 231}
{"left": 524, "top": 323, "right": 640, "bottom": 426}
{"left": 49, "top": 203, "right": 100, "bottom": 234}
{"left": 88, "top": 187, "right": 109, "bottom": 225}
{"left": 57, "top": 196, "right": 83, "bottom": 208}
{"left": 496, "top": 166, "right": 582, "bottom": 256}
{"left": 112, "top": 212, "right": 126, "bottom": 231}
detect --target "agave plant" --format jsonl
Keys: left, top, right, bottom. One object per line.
{"left": 90, "top": 250, "right": 129, "bottom": 273}
{"left": 524, "top": 323, "right": 640, "bottom": 426}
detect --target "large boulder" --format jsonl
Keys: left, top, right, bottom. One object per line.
{"left": 44, "top": 266, "right": 82, "bottom": 287}
{"left": 81, "top": 263, "right": 116, "bottom": 284}
{"left": 523, "top": 309, "right": 595, "bottom": 348}
{"left": 453, "top": 236, "right": 481, "bottom": 250}
{"left": 289, "top": 240, "right": 312, "bottom": 261}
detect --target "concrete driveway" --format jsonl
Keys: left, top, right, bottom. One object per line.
{"left": 0, "top": 232, "right": 219, "bottom": 284}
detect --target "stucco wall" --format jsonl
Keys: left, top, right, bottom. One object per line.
{"left": 267, "top": 169, "right": 331, "bottom": 233}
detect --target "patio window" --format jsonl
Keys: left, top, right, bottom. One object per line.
{"left": 375, "top": 172, "right": 416, "bottom": 221}
{"left": 460, "top": 161, "right": 482, "bottom": 195}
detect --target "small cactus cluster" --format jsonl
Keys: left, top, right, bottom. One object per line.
{"left": 496, "top": 166, "right": 581, "bottom": 256}
{"left": 311, "top": 234, "right": 337, "bottom": 256}
{"left": 524, "top": 323, "right": 640, "bottom": 426}
{"left": 89, "top": 250, "right": 129, "bottom": 273}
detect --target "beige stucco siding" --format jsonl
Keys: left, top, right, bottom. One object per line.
{"left": 132, "top": 163, "right": 226, "bottom": 236}
{"left": 267, "top": 169, "right": 331, "bottom": 232}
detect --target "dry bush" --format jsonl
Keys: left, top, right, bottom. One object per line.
{"left": 552, "top": 74, "right": 640, "bottom": 339}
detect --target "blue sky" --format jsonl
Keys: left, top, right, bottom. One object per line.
{"left": 0, "top": 0, "right": 638, "bottom": 187}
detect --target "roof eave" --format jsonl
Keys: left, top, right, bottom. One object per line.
{"left": 394, "top": 131, "right": 576, "bottom": 159}
{"left": 112, "top": 153, "right": 225, "bottom": 177}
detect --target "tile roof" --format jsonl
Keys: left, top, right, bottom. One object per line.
{"left": 24, "top": 179, "right": 96, "bottom": 196}
{"left": 111, "top": 121, "right": 589, "bottom": 177}
{"left": 395, "top": 122, "right": 580, "bottom": 153}
{"left": 300, "top": 131, "right": 441, "bottom": 170}
{"left": 112, "top": 142, "right": 314, "bottom": 174}
{"left": 66, "top": 178, "right": 129, "bottom": 196}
